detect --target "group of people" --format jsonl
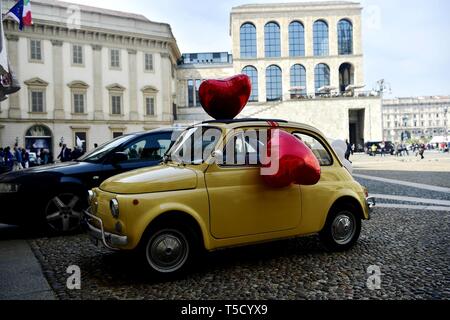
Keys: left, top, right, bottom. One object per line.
{"left": 0, "top": 142, "right": 87, "bottom": 173}
{"left": 57, "top": 143, "right": 86, "bottom": 163}
{"left": 0, "top": 146, "right": 32, "bottom": 172}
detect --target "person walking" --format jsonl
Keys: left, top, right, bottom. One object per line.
{"left": 371, "top": 144, "right": 377, "bottom": 157}
{"left": 58, "top": 144, "right": 71, "bottom": 162}
{"left": 419, "top": 144, "right": 425, "bottom": 160}
{"left": 380, "top": 141, "right": 386, "bottom": 157}
{"left": 13, "top": 147, "right": 23, "bottom": 171}
{"left": 22, "top": 149, "right": 30, "bottom": 169}
{"left": 345, "top": 140, "right": 352, "bottom": 161}
{"left": 0, "top": 147, "right": 4, "bottom": 166}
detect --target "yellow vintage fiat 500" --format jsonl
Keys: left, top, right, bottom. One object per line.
{"left": 84, "top": 119, "right": 375, "bottom": 276}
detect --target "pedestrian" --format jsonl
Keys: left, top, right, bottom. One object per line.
{"left": 345, "top": 140, "right": 352, "bottom": 161}
{"left": 58, "top": 144, "right": 71, "bottom": 162}
{"left": 419, "top": 144, "right": 425, "bottom": 160}
{"left": 22, "top": 148, "right": 30, "bottom": 169}
{"left": 13, "top": 147, "right": 23, "bottom": 171}
{"left": 380, "top": 141, "right": 386, "bottom": 157}
{"left": 71, "top": 146, "right": 83, "bottom": 160}
{"left": 351, "top": 144, "right": 355, "bottom": 155}
{"left": 371, "top": 144, "right": 377, "bottom": 157}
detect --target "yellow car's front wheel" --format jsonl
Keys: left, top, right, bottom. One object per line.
{"left": 140, "top": 223, "right": 197, "bottom": 276}
{"left": 320, "top": 206, "right": 361, "bottom": 251}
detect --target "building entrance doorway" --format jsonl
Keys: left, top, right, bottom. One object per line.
{"left": 25, "top": 125, "right": 53, "bottom": 157}
{"left": 349, "top": 109, "right": 365, "bottom": 151}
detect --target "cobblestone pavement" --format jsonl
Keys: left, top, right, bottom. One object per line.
{"left": 29, "top": 204, "right": 449, "bottom": 300}
{"left": 6, "top": 155, "right": 450, "bottom": 300}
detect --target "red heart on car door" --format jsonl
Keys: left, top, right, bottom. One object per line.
{"left": 199, "top": 74, "right": 252, "bottom": 120}
{"left": 262, "top": 130, "right": 321, "bottom": 188}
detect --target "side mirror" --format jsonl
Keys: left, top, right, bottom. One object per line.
{"left": 210, "top": 150, "right": 223, "bottom": 164}
{"left": 110, "top": 152, "right": 128, "bottom": 164}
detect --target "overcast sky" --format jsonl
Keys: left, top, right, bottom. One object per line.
{"left": 67, "top": 0, "right": 450, "bottom": 98}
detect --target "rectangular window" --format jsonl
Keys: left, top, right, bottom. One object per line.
{"left": 113, "top": 132, "right": 123, "bottom": 139}
{"left": 111, "top": 95, "right": 122, "bottom": 115}
{"left": 110, "top": 49, "right": 121, "bottom": 68}
{"left": 30, "top": 40, "right": 42, "bottom": 61}
{"left": 73, "top": 93, "right": 85, "bottom": 114}
{"left": 146, "top": 97, "right": 155, "bottom": 116}
{"left": 72, "top": 45, "right": 83, "bottom": 65}
{"left": 195, "top": 80, "right": 202, "bottom": 107}
{"left": 31, "top": 91, "right": 44, "bottom": 112}
{"left": 74, "top": 132, "right": 87, "bottom": 155}
{"left": 145, "top": 53, "right": 154, "bottom": 71}
{"left": 187, "top": 80, "right": 194, "bottom": 107}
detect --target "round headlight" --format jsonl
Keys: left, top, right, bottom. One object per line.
{"left": 88, "top": 190, "right": 95, "bottom": 203}
{"left": 110, "top": 199, "right": 120, "bottom": 218}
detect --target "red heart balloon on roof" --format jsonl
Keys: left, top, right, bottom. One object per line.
{"left": 199, "top": 74, "right": 252, "bottom": 120}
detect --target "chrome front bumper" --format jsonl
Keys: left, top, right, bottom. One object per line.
{"left": 366, "top": 197, "right": 376, "bottom": 217}
{"left": 83, "top": 209, "right": 128, "bottom": 250}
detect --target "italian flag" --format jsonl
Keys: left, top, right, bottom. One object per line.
{"left": 6, "top": 0, "right": 33, "bottom": 30}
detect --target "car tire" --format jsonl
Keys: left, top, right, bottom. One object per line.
{"left": 140, "top": 223, "right": 198, "bottom": 277}
{"left": 319, "top": 205, "right": 361, "bottom": 252}
{"left": 44, "top": 191, "right": 86, "bottom": 234}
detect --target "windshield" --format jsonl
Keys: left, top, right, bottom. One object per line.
{"left": 78, "top": 135, "right": 133, "bottom": 163}
{"left": 167, "top": 127, "right": 222, "bottom": 165}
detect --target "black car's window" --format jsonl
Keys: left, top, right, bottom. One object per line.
{"left": 293, "top": 133, "right": 333, "bottom": 166}
{"left": 79, "top": 135, "right": 133, "bottom": 163}
{"left": 120, "top": 133, "right": 173, "bottom": 163}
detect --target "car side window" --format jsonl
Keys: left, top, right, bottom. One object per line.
{"left": 121, "top": 133, "right": 172, "bottom": 163}
{"left": 222, "top": 130, "right": 266, "bottom": 166}
{"left": 293, "top": 133, "right": 333, "bottom": 166}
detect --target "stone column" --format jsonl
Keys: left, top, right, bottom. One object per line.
{"left": 127, "top": 49, "right": 138, "bottom": 121}
{"left": 6, "top": 35, "right": 21, "bottom": 118}
{"left": 92, "top": 45, "right": 104, "bottom": 120}
{"left": 52, "top": 40, "right": 65, "bottom": 119}
{"left": 160, "top": 53, "right": 173, "bottom": 122}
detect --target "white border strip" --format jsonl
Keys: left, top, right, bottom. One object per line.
{"left": 376, "top": 203, "right": 450, "bottom": 212}
{"left": 371, "top": 194, "right": 450, "bottom": 207}
{"left": 354, "top": 174, "right": 450, "bottom": 194}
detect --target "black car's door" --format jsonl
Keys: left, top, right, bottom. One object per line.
{"left": 100, "top": 132, "right": 175, "bottom": 182}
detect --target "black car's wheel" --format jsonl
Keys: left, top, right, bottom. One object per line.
{"left": 140, "top": 223, "right": 197, "bottom": 277}
{"left": 44, "top": 192, "right": 85, "bottom": 234}
{"left": 320, "top": 206, "right": 361, "bottom": 251}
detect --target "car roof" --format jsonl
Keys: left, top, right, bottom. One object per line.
{"left": 196, "top": 118, "right": 326, "bottom": 137}
{"left": 131, "top": 126, "right": 187, "bottom": 137}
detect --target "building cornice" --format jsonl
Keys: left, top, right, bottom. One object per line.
{"left": 4, "top": 19, "right": 181, "bottom": 60}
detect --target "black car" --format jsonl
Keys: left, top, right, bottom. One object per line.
{"left": 0, "top": 127, "right": 184, "bottom": 233}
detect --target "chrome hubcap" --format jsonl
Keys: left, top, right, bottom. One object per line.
{"left": 331, "top": 213, "right": 356, "bottom": 245}
{"left": 147, "top": 230, "right": 189, "bottom": 273}
{"left": 45, "top": 194, "right": 82, "bottom": 232}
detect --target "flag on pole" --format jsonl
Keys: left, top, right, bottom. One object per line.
{"left": 0, "top": 1, "right": 9, "bottom": 75}
{"left": 6, "top": 0, "right": 32, "bottom": 31}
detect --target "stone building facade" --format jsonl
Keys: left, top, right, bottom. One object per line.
{"left": 176, "top": 1, "right": 383, "bottom": 144}
{"left": 383, "top": 96, "right": 450, "bottom": 142}
{"left": 0, "top": 0, "right": 180, "bottom": 155}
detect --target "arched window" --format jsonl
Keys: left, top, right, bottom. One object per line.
{"left": 290, "top": 64, "right": 306, "bottom": 98}
{"left": 339, "top": 63, "right": 354, "bottom": 92}
{"left": 240, "top": 23, "right": 257, "bottom": 58}
{"left": 242, "top": 66, "right": 259, "bottom": 102}
{"left": 264, "top": 22, "right": 281, "bottom": 58}
{"left": 313, "top": 20, "right": 329, "bottom": 56}
{"left": 266, "top": 65, "right": 282, "bottom": 102}
{"left": 289, "top": 21, "right": 305, "bottom": 57}
{"left": 314, "top": 63, "right": 330, "bottom": 93}
{"left": 338, "top": 19, "right": 353, "bottom": 55}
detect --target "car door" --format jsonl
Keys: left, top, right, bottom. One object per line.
{"left": 101, "top": 132, "right": 174, "bottom": 182}
{"left": 205, "top": 128, "right": 302, "bottom": 239}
